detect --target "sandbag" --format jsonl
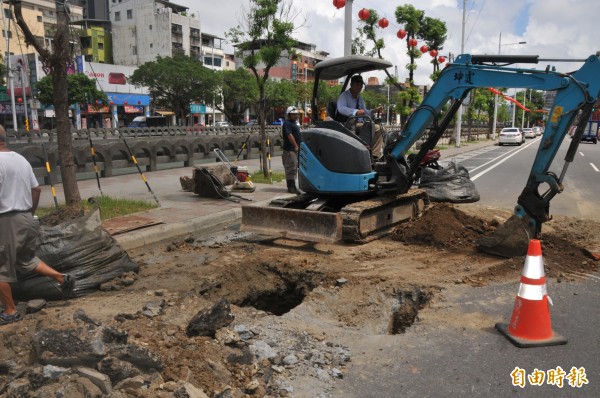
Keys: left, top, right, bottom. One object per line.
{"left": 418, "top": 161, "right": 480, "bottom": 203}
{"left": 10, "top": 208, "right": 138, "bottom": 301}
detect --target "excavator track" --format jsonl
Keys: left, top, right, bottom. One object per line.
{"left": 340, "top": 189, "right": 430, "bottom": 243}
{"left": 241, "top": 189, "right": 430, "bottom": 243}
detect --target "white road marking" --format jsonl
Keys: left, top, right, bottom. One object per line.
{"left": 590, "top": 163, "right": 599, "bottom": 172}
{"left": 579, "top": 151, "right": 585, "bottom": 157}
{"left": 469, "top": 139, "right": 540, "bottom": 181}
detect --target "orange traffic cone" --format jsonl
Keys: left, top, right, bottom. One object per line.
{"left": 495, "top": 239, "right": 567, "bottom": 348}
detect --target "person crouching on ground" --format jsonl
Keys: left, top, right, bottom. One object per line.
{"left": 282, "top": 106, "right": 302, "bottom": 194}
{"left": 0, "top": 125, "right": 75, "bottom": 326}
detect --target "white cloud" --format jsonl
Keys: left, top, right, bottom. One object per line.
{"left": 180, "top": 0, "right": 598, "bottom": 85}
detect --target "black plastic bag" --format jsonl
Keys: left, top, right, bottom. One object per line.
{"left": 418, "top": 161, "right": 480, "bottom": 203}
{"left": 10, "top": 208, "right": 138, "bottom": 301}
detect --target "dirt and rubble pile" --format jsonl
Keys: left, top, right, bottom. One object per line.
{"left": 2, "top": 204, "right": 598, "bottom": 397}
{"left": 393, "top": 203, "right": 598, "bottom": 279}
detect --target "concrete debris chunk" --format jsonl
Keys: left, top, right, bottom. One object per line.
{"left": 186, "top": 298, "right": 234, "bottom": 337}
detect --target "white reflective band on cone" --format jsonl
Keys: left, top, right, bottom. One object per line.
{"left": 517, "top": 283, "right": 547, "bottom": 301}
{"left": 522, "top": 255, "right": 545, "bottom": 279}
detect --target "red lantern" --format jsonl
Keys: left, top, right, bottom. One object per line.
{"left": 397, "top": 29, "right": 407, "bottom": 39}
{"left": 408, "top": 38, "right": 418, "bottom": 47}
{"left": 358, "top": 8, "right": 370, "bottom": 21}
{"left": 17, "top": 97, "right": 23, "bottom": 103}
{"left": 124, "top": 101, "right": 128, "bottom": 105}
{"left": 109, "top": 101, "right": 114, "bottom": 105}
{"left": 429, "top": 49, "right": 438, "bottom": 58}
{"left": 332, "top": 0, "right": 345, "bottom": 9}
{"left": 419, "top": 45, "right": 428, "bottom": 53}
{"left": 378, "top": 18, "right": 389, "bottom": 28}
{"left": 437, "top": 56, "right": 446, "bottom": 63}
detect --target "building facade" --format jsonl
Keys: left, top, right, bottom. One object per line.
{"left": 109, "top": 0, "right": 200, "bottom": 66}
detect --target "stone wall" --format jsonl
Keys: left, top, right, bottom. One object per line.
{"left": 8, "top": 125, "right": 492, "bottom": 185}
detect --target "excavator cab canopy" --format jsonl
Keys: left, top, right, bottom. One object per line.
{"left": 311, "top": 55, "right": 393, "bottom": 122}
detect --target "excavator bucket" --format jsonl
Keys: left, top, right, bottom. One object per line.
{"left": 478, "top": 214, "right": 536, "bottom": 258}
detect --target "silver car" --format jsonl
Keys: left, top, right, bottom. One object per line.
{"left": 522, "top": 128, "right": 536, "bottom": 139}
{"left": 499, "top": 127, "right": 524, "bottom": 146}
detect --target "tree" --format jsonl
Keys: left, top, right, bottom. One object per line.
{"left": 265, "top": 79, "right": 297, "bottom": 116}
{"left": 227, "top": 0, "right": 303, "bottom": 176}
{"left": 354, "top": 9, "right": 404, "bottom": 92}
{"left": 420, "top": 17, "right": 447, "bottom": 79}
{"left": 217, "top": 68, "right": 258, "bottom": 125}
{"left": 14, "top": 0, "right": 81, "bottom": 206}
{"left": 129, "top": 54, "right": 219, "bottom": 125}
{"left": 395, "top": 86, "right": 422, "bottom": 128}
{"left": 362, "top": 89, "right": 387, "bottom": 110}
{"left": 35, "top": 73, "right": 107, "bottom": 106}
{"left": 395, "top": 4, "right": 425, "bottom": 85}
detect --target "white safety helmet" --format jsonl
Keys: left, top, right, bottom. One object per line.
{"left": 286, "top": 106, "right": 299, "bottom": 115}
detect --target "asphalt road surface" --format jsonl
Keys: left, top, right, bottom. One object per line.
{"left": 332, "top": 278, "right": 600, "bottom": 398}
{"left": 443, "top": 136, "right": 600, "bottom": 220}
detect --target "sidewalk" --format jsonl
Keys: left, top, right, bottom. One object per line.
{"left": 39, "top": 139, "right": 498, "bottom": 250}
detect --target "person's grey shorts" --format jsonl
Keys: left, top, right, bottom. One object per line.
{"left": 0, "top": 212, "right": 41, "bottom": 283}
{"left": 282, "top": 150, "right": 299, "bottom": 180}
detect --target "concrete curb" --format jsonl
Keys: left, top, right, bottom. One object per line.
{"left": 111, "top": 141, "right": 497, "bottom": 251}
{"left": 114, "top": 208, "right": 242, "bottom": 250}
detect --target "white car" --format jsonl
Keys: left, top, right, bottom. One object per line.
{"left": 533, "top": 126, "right": 543, "bottom": 136}
{"left": 215, "top": 121, "right": 231, "bottom": 127}
{"left": 499, "top": 127, "right": 524, "bottom": 146}
{"left": 522, "top": 128, "right": 536, "bottom": 139}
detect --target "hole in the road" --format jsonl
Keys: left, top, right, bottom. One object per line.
{"left": 236, "top": 271, "right": 318, "bottom": 316}
{"left": 387, "top": 287, "right": 433, "bottom": 334}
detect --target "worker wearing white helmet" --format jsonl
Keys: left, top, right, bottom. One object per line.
{"left": 282, "top": 106, "right": 302, "bottom": 194}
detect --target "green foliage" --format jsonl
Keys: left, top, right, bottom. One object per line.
{"left": 129, "top": 54, "right": 219, "bottom": 124}
{"left": 37, "top": 195, "right": 158, "bottom": 221}
{"left": 420, "top": 17, "right": 447, "bottom": 73}
{"left": 395, "top": 86, "right": 422, "bottom": 123}
{"left": 265, "top": 79, "right": 297, "bottom": 110}
{"left": 35, "top": 73, "right": 108, "bottom": 105}
{"left": 227, "top": 0, "right": 297, "bottom": 83}
{"left": 250, "top": 170, "right": 285, "bottom": 184}
{"left": 362, "top": 89, "right": 387, "bottom": 110}
{"left": 395, "top": 5, "right": 447, "bottom": 83}
{"left": 226, "top": 0, "right": 300, "bottom": 175}
{"left": 218, "top": 68, "right": 259, "bottom": 124}
{"left": 317, "top": 81, "right": 342, "bottom": 107}
{"left": 0, "top": 55, "right": 5, "bottom": 86}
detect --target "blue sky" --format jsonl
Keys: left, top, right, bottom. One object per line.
{"left": 179, "top": 0, "right": 597, "bottom": 85}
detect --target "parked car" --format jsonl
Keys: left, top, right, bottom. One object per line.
{"left": 214, "top": 121, "right": 231, "bottom": 127}
{"left": 522, "top": 128, "right": 536, "bottom": 139}
{"left": 246, "top": 119, "right": 258, "bottom": 127}
{"left": 499, "top": 127, "right": 524, "bottom": 146}
{"left": 272, "top": 119, "right": 284, "bottom": 125}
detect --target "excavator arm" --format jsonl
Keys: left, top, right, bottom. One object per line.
{"left": 381, "top": 53, "right": 600, "bottom": 256}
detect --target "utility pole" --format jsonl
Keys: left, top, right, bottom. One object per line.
{"left": 521, "top": 89, "right": 526, "bottom": 129}
{"left": 454, "top": 0, "right": 466, "bottom": 148}
{"left": 344, "top": 0, "right": 353, "bottom": 56}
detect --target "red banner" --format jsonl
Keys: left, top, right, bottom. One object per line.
{"left": 87, "top": 104, "right": 110, "bottom": 113}
{"left": 488, "top": 88, "right": 529, "bottom": 112}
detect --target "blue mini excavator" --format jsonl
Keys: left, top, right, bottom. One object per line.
{"left": 242, "top": 53, "right": 600, "bottom": 257}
